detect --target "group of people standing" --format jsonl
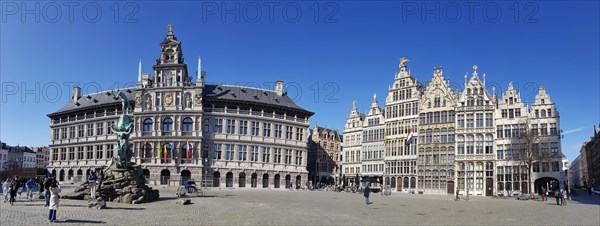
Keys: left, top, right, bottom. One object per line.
{"left": 1, "top": 176, "right": 62, "bottom": 223}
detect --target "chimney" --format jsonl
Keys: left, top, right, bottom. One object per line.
{"left": 73, "top": 86, "right": 81, "bottom": 101}
{"left": 275, "top": 80, "right": 283, "bottom": 96}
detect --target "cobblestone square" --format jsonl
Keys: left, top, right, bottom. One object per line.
{"left": 1, "top": 187, "right": 599, "bottom": 225}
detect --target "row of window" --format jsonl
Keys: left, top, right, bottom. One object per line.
{"left": 500, "top": 108, "right": 522, "bottom": 119}
{"left": 386, "top": 102, "right": 418, "bottom": 119}
{"left": 419, "top": 129, "right": 456, "bottom": 144}
{"left": 386, "top": 119, "right": 418, "bottom": 136}
{"left": 53, "top": 121, "right": 115, "bottom": 140}
{"left": 457, "top": 113, "right": 494, "bottom": 128}
{"left": 362, "top": 144, "right": 384, "bottom": 160}
{"left": 211, "top": 144, "right": 303, "bottom": 165}
{"left": 362, "top": 164, "right": 384, "bottom": 173}
{"left": 418, "top": 149, "right": 455, "bottom": 166}
{"left": 362, "top": 128, "right": 385, "bottom": 142}
{"left": 385, "top": 160, "right": 416, "bottom": 175}
{"left": 391, "top": 88, "right": 414, "bottom": 102}
{"left": 456, "top": 135, "right": 494, "bottom": 155}
{"left": 386, "top": 139, "right": 417, "bottom": 156}
{"left": 419, "top": 111, "right": 456, "bottom": 125}
{"left": 51, "top": 145, "right": 111, "bottom": 161}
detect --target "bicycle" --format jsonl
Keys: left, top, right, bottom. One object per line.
{"left": 176, "top": 186, "right": 203, "bottom": 197}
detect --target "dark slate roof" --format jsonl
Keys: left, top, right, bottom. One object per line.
{"left": 48, "top": 88, "right": 135, "bottom": 117}
{"left": 203, "top": 84, "right": 313, "bottom": 115}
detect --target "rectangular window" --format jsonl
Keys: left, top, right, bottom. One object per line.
{"left": 275, "top": 148, "right": 282, "bottom": 164}
{"left": 96, "top": 122, "right": 104, "bottom": 136}
{"left": 485, "top": 113, "right": 493, "bottom": 127}
{"left": 551, "top": 161, "right": 560, "bottom": 172}
{"left": 551, "top": 142, "right": 559, "bottom": 155}
{"left": 497, "top": 145, "right": 504, "bottom": 160}
{"left": 285, "top": 126, "right": 294, "bottom": 140}
{"left": 203, "top": 118, "right": 210, "bottom": 133}
{"left": 226, "top": 119, "right": 236, "bottom": 134}
{"left": 53, "top": 129, "right": 59, "bottom": 140}
{"left": 295, "top": 150, "right": 302, "bottom": 165}
{"left": 107, "top": 121, "right": 114, "bottom": 134}
{"left": 466, "top": 114, "right": 474, "bottom": 128}
{"left": 263, "top": 123, "right": 271, "bottom": 137}
{"left": 476, "top": 113, "right": 483, "bottom": 128}
{"left": 107, "top": 145, "right": 113, "bottom": 158}
{"left": 238, "top": 145, "right": 247, "bottom": 161}
{"left": 296, "top": 128, "right": 304, "bottom": 141}
{"left": 214, "top": 119, "right": 223, "bottom": 133}
{"left": 515, "top": 108, "right": 521, "bottom": 117}
{"left": 547, "top": 109, "right": 552, "bottom": 117}
{"left": 262, "top": 147, "right": 270, "bottom": 163}
{"left": 540, "top": 124, "right": 548, "bottom": 136}
{"left": 68, "top": 126, "right": 75, "bottom": 138}
{"left": 96, "top": 145, "right": 103, "bottom": 159}
{"left": 78, "top": 125, "right": 84, "bottom": 137}
{"left": 275, "top": 124, "right": 282, "bottom": 138}
{"left": 213, "top": 143, "right": 222, "bottom": 160}
{"left": 457, "top": 115, "right": 464, "bottom": 128}
{"left": 509, "top": 109, "right": 514, "bottom": 119}
{"left": 550, "top": 123, "right": 558, "bottom": 135}
{"left": 86, "top": 146, "right": 93, "bottom": 160}
{"left": 501, "top": 109, "right": 507, "bottom": 118}
{"left": 239, "top": 120, "right": 249, "bottom": 135}
{"left": 497, "top": 125, "right": 503, "bottom": 139}
{"left": 250, "top": 146, "right": 259, "bottom": 162}
{"left": 77, "top": 146, "right": 84, "bottom": 159}
{"left": 68, "top": 147, "right": 75, "bottom": 160}
{"left": 225, "top": 144, "right": 235, "bottom": 160}
{"left": 61, "top": 128, "right": 67, "bottom": 139}
{"left": 251, "top": 121, "right": 259, "bottom": 136}
{"left": 542, "top": 162, "right": 549, "bottom": 172}
{"left": 285, "top": 149, "right": 292, "bottom": 164}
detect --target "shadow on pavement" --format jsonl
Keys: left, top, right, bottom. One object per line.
{"left": 105, "top": 207, "right": 145, "bottom": 210}
{"left": 57, "top": 219, "right": 105, "bottom": 224}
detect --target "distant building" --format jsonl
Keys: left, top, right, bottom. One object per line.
{"left": 23, "top": 149, "right": 37, "bottom": 168}
{"left": 0, "top": 142, "right": 8, "bottom": 171}
{"left": 570, "top": 155, "right": 582, "bottom": 188}
{"left": 307, "top": 125, "right": 342, "bottom": 185}
{"left": 342, "top": 101, "right": 365, "bottom": 187}
{"left": 33, "top": 147, "right": 50, "bottom": 169}
{"left": 582, "top": 125, "right": 600, "bottom": 188}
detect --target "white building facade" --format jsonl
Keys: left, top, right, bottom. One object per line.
{"left": 342, "top": 101, "right": 364, "bottom": 187}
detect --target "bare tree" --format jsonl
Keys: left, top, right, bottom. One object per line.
{"left": 514, "top": 123, "right": 552, "bottom": 197}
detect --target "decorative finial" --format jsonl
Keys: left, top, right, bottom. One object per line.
{"left": 168, "top": 24, "right": 174, "bottom": 32}
{"left": 352, "top": 100, "right": 356, "bottom": 109}
{"left": 373, "top": 93, "right": 377, "bottom": 101}
{"left": 399, "top": 57, "right": 409, "bottom": 68}
{"left": 473, "top": 65, "right": 478, "bottom": 71}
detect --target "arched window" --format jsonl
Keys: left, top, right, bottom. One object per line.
{"left": 143, "top": 118, "right": 153, "bottom": 132}
{"left": 181, "top": 143, "right": 192, "bottom": 161}
{"left": 163, "top": 118, "right": 173, "bottom": 131}
{"left": 541, "top": 110, "right": 546, "bottom": 118}
{"left": 182, "top": 117, "right": 193, "bottom": 131}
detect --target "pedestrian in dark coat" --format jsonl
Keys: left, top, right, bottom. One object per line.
{"left": 364, "top": 184, "right": 371, "bottom": 205}
{"left": 555, "top": 189, "right": 560, "bottom": 205}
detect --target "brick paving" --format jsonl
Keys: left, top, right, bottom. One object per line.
{"left": 1, "top": 186, "right": 599, "bottom": 225}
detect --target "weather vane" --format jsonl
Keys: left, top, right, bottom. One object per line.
{"left": 168, "top": 24, "right": 174, "bottom": 32}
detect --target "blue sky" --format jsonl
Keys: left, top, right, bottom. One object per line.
{"left": 1, "top": 1, "right": 598, "bottom": 163}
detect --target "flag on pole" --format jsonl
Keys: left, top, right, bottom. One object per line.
{"left": 170, "top": 142, "right": 175, "bottom": 160}
{"left": 186, "top": 138, "right": 191, "bottom": 160}
{"left": 405, "top": 128, "right": 413, "bottom": 145}
{"left": 163, "top": 144, "right": 167, "bottom": 162}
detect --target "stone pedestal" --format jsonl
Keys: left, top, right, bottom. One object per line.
{"left": 63, "top": 162, "right": 160, "bottom": 204}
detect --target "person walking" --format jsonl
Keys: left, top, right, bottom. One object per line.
{"left": 561, "top": 189, "right": 568, "bottom": 206}
{"left": 88, "top": 171, "right": 97, "bottom": 199}
{"left": 541, "top": 187, "right": 546, "bottom": 202}
{"left": 2, "top": 178, "right": 11, "bottom": 202}
{"left": 555, "top": 189, "right": 561, "bottom": 205}
{"left": 39, "top": 177, "right": 45, "bottom": 199}
{"left": 455, "top": 188, "right": 460, "bottom": 201}
{"left": 364, "top": 184, "right": 371, "bottom": 205}
{"left": 25, "top": 178, "right": 34, "bottom": 201}
{"left": 48, "top": 181, "right": 61, "bottom": 223}
{"left": 9, "top": 178, "right": 18, "bottom": 205}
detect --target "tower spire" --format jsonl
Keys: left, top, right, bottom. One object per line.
{"left": 138, "top": 59, "right": 142, "bottom": 82}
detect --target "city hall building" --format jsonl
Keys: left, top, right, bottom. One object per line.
{"left": 47, "top": 26, "right": 313, "bottom": 189}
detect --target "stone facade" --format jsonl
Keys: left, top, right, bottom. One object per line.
{"left": 342, "top": 101, "right": 364, "bottom": 187}
{"left": 307, "top": 125, "right": 342, "bottom": 185}
{"left": 384, "top": 61, "right": 423, "bottom": 193}
{"left": 360, "top": 94, "right": 385, "bottom": 188}
{"left": 47, "top": 27, "right": 313, "bottom": 189}
{"left": 417, "top": 67, "right": 456, "bottom": 195}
